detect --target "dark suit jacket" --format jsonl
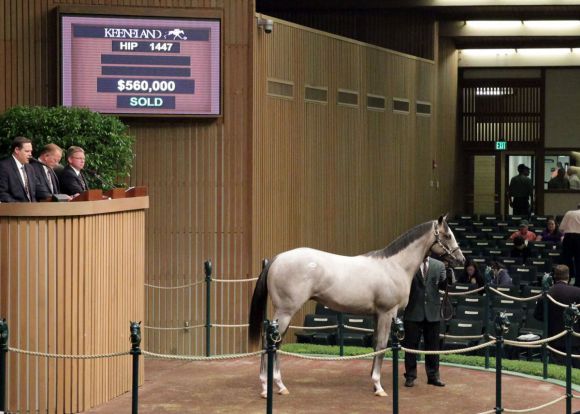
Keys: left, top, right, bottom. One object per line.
{"left": 404, "top": 258, "right": 447, "bottom": 322}
{"left": 30, "top": 161, "right": 59, "bottom": 200}
{"left": 534, "top": 282, "right": 580, "bottom": 350}
{"left": 0, "top": 156, "right": 40, "bottom": 202}
{"left": 59, "top": 165, "right": 88, "bottom": 196}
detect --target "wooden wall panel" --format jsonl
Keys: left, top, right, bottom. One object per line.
{"left": 0, "top": 204, "right": 146, "bottom": 413}
{"left": 252, "top": 17, "right": 457, "bottom": 335}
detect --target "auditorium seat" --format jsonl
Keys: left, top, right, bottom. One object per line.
{"left": 315, "top": 303, "right": 339, "bottom": 316}
{"left": 341, "top": 314, "right": 375, "bottom": 347}
{"left": 295, "top": 314, "right": 338, "bottom": 345}
{"left": 526, "top": 258, "right": 552, "bottom": 273}
{"left": 442, "top": 320, "right": 483, "bottom": 353}
{"left": 509, "top": 265, "right": 538, "bottom": 287}
{"left": 456, "top": 294, "right": 486, "bottom": 310}
{"left": 456, "top": 305, "right": 486, "bottom": 321}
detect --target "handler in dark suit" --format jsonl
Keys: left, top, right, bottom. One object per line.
{"left": 30, "top": 143, "right": 64, "bottom": 200}
{"left": 0, "top": 136, "right": 41, "bottom": 202}
{"left": 59, "top": 146, "right": 89, "bottom": 197}
{"left": 403, "top": 256, "right": 447, "bottom": 387}
{"left": 534, "top": 265, "right": 580, "bottom": 368}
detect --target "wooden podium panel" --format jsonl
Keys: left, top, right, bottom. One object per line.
{"left": 0, "top": 196, "right": 148, "bottom": 413}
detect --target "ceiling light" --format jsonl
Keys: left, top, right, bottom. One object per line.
{"left": 517, "top": 48, "right": 571, "bottom": 56}
{"left": 523, "top": 20, "right": 580, "bottom": 29}
{"left": 465, "top": 21, "right": 522, "bottom": 30}
{"left": 460, "top": 49, "right": 516, "bottom": 56}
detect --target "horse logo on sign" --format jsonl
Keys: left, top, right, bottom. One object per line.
{"left": 165, "top": 29, "right": 187, "bottom": 40}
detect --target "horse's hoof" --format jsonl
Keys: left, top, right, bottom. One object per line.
{"left": 278, "top": 387, "right": 290, "bottom": 395}
{"left": 374, "top": 390, "right": 388, "bottom": 397}
{"left": 260, "top": 391, "right": 267, "bottom": 399}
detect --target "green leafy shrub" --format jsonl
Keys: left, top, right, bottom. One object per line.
{"left": 0, "top": 106, "right": 134, "bottom": 189}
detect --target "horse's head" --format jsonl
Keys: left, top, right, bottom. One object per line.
{"left": 431, "top": 213, "right": 465, "bottom": 266}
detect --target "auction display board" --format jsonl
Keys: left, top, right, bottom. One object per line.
{"left": 60, "top": 15, "right": 221, "bottom": 116}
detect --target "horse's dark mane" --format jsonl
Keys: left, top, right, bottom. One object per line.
{"left": 364, "top": 221, "right": 435, "bottom": 259}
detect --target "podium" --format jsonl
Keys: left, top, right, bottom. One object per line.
{"left": 0, "top": 194, "right": 148, "bottom": 413}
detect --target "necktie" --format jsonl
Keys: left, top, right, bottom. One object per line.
{"left": 21, "top": 166, "right": 31, "bottom": 201}
{"left": 44, "top": 166, "right": 54, "bottom": 193}
{"left": 79, "top": 173, "right": 87, "bottom": 191}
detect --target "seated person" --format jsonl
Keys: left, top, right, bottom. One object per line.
{"left": 536, "top": 217, "right": 563, "bottom": 243}
{"left": 59, "top": 146, "right": 89, "bottom": 197}
{"left": 547, "top": 168, "right": 570, "bottom": 190}
{"left": 489, "top": 261, "right": 512, "bottom": 287}
{"left": 510, "top": 235, "right": 532, "bottom": 261}
{"left": 509, "top": 220, "right": 537, "bottom": 242}
{"left": 457, "top": 259, "right": 485, "bottom": 288}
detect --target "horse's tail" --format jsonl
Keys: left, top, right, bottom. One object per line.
{"left": 248, "top": 259, "right": 273, "bottom": 345}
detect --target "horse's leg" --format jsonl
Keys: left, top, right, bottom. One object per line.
{"left": 370, "top": 309, "right": 396, "bottom": 397}
{"left": 260, "top": 311, "right": 292, "bottom": 398}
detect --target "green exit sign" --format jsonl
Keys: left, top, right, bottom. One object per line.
{"left": 495, "top": 141, "right": 507, "bottom": 150}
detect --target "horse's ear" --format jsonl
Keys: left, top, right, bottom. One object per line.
{"left": 438, "top": 213, "right": 448, "bottom": 225}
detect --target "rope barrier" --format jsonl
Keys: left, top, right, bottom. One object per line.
{"left": 488, "top": 287, "right": 540, "bottom": 302}
{"left": 494, "top": 330, "right": 568, "bottom": 347}
{"left": 546, "top": 294, "right": 574, "bottom": 309}
{"left": 278, "top": 348, "right": 389, "bottom": 361}
{"left": 342, "top": 324, "right": 374, "bottom": 333}
{"left": 212, "top": 277, "right": 259, "bottom": 283}
{"left": 502, "top": 395, "right": 567, "bottom": 413}
{"left": 288, "top": 324, "right": 338, "bottom": 330}
{"left": 144, "top": 324, "right": 205, "bottom": 331}
{"left": 8, "top": 347, "right": 129, "bottom": 359}
{"left": 142, "top": 350, "right": 263, "bottom": 361}
{"left": 546, "top": 345, "right": 580, "bottom": 358}
{"left": 573, "top": 331, "right": 580, "bottom": 338}
{"left": 144, "top": 280, "right": 204, "bottom": 289}
{"left": 440, "top": 286, "right": 485, "bottom": 296}
{"left": 401, "top": 340, "right": 495, "bottom": 355}
{"left": 211, "top": 323, "right": 249, "bottom": 328}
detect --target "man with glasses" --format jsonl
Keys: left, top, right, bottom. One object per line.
{"left": 60, "top": 146, "right": 89, "bottom": 197}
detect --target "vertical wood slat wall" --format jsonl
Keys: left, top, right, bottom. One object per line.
{"left": 0, "top": 0, "right": 255, "bottom": 359}
{"left": 252, "top": 18, "right": 457, "bottom": 330}
{"left": 0, "top": 208, "right": 145, "bottom": 413}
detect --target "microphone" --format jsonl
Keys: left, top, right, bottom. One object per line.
{"left": 85, "top": 168, "right": 116, "bottom": 189}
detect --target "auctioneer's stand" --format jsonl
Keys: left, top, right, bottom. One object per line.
{"left": 0, "top": 192, "right": 148, "bottom": 413}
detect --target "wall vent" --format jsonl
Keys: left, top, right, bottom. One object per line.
{"left": 367, "top": 94, "right": 386, "bottom": 111}
{"left": 337, "top": 89, "right": 359, "bottom": 107}
{"left": 267, "top": 79, "right": 294, "bottom": 99}
{"left": 393, "top": 98, "right": 410, "bottom": 114}
{"left": 416, "top": 101, "right": 432, "bottom": 116}
{"left": 305, "top": 86, "right": 328, "bottom": 103}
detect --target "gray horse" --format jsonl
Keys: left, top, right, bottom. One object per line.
{"left": 249, "top": 214, "right": 465, "bottom": 398}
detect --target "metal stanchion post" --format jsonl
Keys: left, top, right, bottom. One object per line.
{"left": 563, "top": 305, "right": 579, "bottom": 414}
{"left": 130, "top": 321, "right": 142, "bottom": 414}
{"left": 390, "top": 317, "right": 404, "bottom": 414}
{"left": 204, "top": 260, "right": 212, "bottom": 357}
{"left": 0, "top": 319, "right": 8, "bottom": 412}
{"left": 494, "top": 312, "right": 509, "bottom": 414}
{"left": 338, "top": 312, "right": 344, "bottom": 357}
{"left": 265, "top": 320, "right": 280, "bottom": 414}
{"left": 541, "top": 273, "right": 553, "bottom": 379}
{"left": 484, "top": 282, "right": 490, "bottom": 369}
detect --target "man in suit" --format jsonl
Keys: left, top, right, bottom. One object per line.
{"left": 30, "top": 143, "right": 64, "bottom": 200}
{"left": 403, "top": 256, "right": 448, "bottom": 387}
{"left": 534, "top": 265, "right": 580, "bottom": 368}
{"left": 59, "top": 146, "right": 89, "bottom": 197}
{"left": 0, "top": 136, "right": 41, "bottom": 202}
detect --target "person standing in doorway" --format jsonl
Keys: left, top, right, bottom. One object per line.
{"left": 508, "top": 163, "right": 534, "bottom": 215}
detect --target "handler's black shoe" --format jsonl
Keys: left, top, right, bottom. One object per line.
{"left": 427, "top": 378, "right": 445, "bottom": 387}
{"left": 404, "top": 378, "right": 415, "bottom": 387}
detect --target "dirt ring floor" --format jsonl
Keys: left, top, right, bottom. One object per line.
{"left": 86, "top": 357, "right": 580, "bottom": 414}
